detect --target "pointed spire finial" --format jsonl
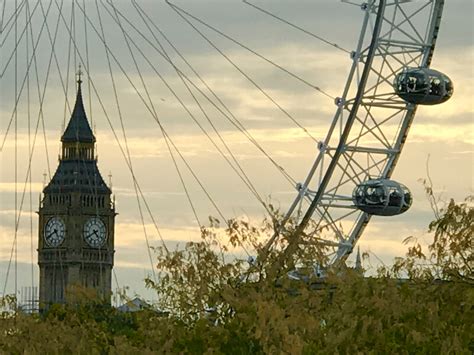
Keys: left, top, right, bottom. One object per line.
{"left": 355, "top": 246, "right": 362, "bottom": 271}
{"left": 62, "top": 65, "right": 95, "bottom": 144}
{"left": 77, "top": 64, "right": 83, "bottom": 86}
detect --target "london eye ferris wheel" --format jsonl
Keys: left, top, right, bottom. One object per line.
{"left": 0, "top": 0, "right": 454, "bottom": 293}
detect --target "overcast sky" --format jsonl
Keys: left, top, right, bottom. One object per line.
{"left": 0, "top": 0, "right": 473, "bottom": 301}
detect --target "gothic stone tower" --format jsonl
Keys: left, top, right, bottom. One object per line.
{"left": 38, "top": 74, "right": 115, "bottom": 307}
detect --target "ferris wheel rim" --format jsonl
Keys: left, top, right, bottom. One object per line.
{"left": 262, "top": 0, "right": 447, "bottom": 272}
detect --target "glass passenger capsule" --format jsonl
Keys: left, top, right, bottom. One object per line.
{"left": 353, "top": 179, "right": 412, "bottom": 216}
{"left": 394, "top": 67, "right": 453, "bottom": 105}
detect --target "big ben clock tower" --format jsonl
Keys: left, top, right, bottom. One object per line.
{"left": 38, "top": 71, "right": 115, "bottom": 307}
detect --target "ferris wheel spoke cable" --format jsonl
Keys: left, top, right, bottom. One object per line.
{"left": 111, "top": 1, "right": 296, "bottom": 192}
{"left": 0, "top": 0, "right": 41, "bottom": 77}
{"left": 104, "top": 1, "right": 166, "bottom": 283}
{"left": 103, "top": 1, "right": 205, "bottom": 283}
{"left": 2, "top": 0, "right": 61, "bottom": 298}
{"left": 113, "top": 5, "right": 269, "bottom": 220}
{"left": 62, "top": 5, "right": 75, "bottom": 128}
{"left": 0, "top": 0, "right": 27, "bottom": 40}
{"left": 129, "top": 1, "right": 295, "bottom": 188}
{"left": 0, "top": 0, "right": 54, "bottom": 154}
{"left": 94, "top": 0, "right": 158, "bottom": 283}
{"left": 14, "top": 0, "right": 18, "bottom": 308}
{"left": 106, "top": 2, "right": 267, "bottom": 219}
{"left": 113, "top": 0, "right": 296, "bottom": 187}
{"left": 103, "top": 3, "right": 288, "bottom": 212}
{"left": 25, "top": 3, "right": 35, "bottom": 299}
{"left": 93, "top": 6, "right": 249, "bottom": 228}
{"left": 31, "top": 1, "right": 67, "bottom": 183}
{"left": 71, "top": 1, "right": 77, "bottom": 79}
{"left": 23, "top": 0, "right": 61, "bottom": 184}
{"left": 78, "top": 0, "right": 107, "bottom": 289}
{"left": 0, "top": 0, "right": 6, "bottom": 33}
{"left": 81, "top": 0, "right": 93, "bottom": 128}
{"left": 125, "top": 4, "right": 269, "bottom": 214}
{"left": 94, "top": 1, "right": 267, "bottom": 252}
{"left": 167, "top": 2, "right": 319, "bottom": 144}
{"left": 242, "top": 0, "right": 351, "bottom": 55}
{"left": 37, "top": 0, "right": 75, "bottom": 125}
{"left": 167, "top": 1, "right": 335, "bottom": 100}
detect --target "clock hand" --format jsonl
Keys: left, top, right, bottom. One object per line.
{"left": 47, "top": 229, "right": 60, "bottom": 237}
{"left": 86, "top": 230, "right": 99, "bottom": 238}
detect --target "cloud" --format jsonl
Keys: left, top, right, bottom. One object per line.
{"left": 115, "top": 222, "right": 201, "bottom": 247}
{"left": 410, "top": 123, "right": 474, "bottom": 145}
{"left": 0, "top": 225, "right": 38, "bottom": 265}
{"left": 0, "top": 182, "right": 44, "bottom": 194}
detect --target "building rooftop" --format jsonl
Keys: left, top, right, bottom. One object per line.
{"left": 61, "top": 77, "right": 95, "bottom": 144}
{"left": 43, "top": 159, "right": 111, "bottom": 194}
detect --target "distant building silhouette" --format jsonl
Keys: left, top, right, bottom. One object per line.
{"left": 117, "top": 297, "right": 150, "bottom": 313}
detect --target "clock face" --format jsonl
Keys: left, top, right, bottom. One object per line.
{"left": 44, "top": 217, "right": 66, "bottom": 247}
{"left": 83, "top": 217, "right": 107, "bottom": 248}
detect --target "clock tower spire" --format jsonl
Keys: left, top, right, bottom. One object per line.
{"left": 38, "top": 70, "right": 115, "bottom": 309}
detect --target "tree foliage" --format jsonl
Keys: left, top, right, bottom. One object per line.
{"left": 1, "top": 197, "right": 472, "bottom": 353}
